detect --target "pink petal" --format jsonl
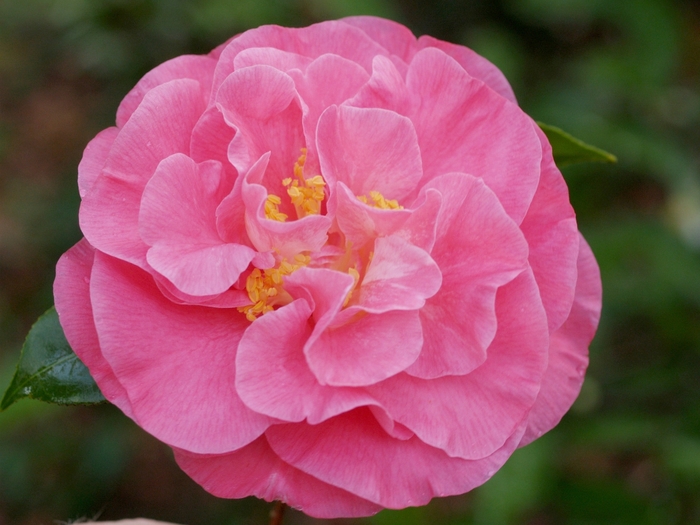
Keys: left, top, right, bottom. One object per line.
{"left": 348, "top": 54, "right": 413, "bottom": 113}
{"left": 415, "top": 36, "right": 517, "bottom": 103}
{"left": 358, "top": 235, "right": 442, "bottom": 313}
{"left": 240, "top": 154, "right": 331, "bottom": 257}
{"left": 340, "top": 16, "right": 417, "bottom": 62}
{"left": 236, "top": 298, "right": 377, "bottom": 424}
{"left": 370, "top": 269, "right": 549, "bottom": 459}
{"left": 521, "top": 124, "right": 579, "bottom": 332}
{"left": 53, "top": 239, "right": 133, "bottom": 417}
{"left": 316, "top": 105, "right": 422, "bottom": 202}
{"left": 189, "top": 106, "right": 236, "bottom": 176}
{"left": 217, "top": 65, "right": 305, "bottom": 185}
{"left": 266, "top": 408, "right": 526, "bottom": 509}
{"left": 138, "top": 154, "right": 254, "bottom": 296}
{"left": 90, "top": 252, "right": 271, "bottom": 454}
{"left": 77, "top": 127, "right": 118, "bottom": 198}
{"left": 519, "top": 235, "right": 602, "bottom": 446}
{"left": 233, "top": 47, "right": 312, "bottom": 71}
{"left": 408, "top": 173, "right": 529, "bottom": 378}
{"left": 116, "top": 55, "right": 216, "bottom": 127}
{"left": 406, "top": 47, "right": 540, "bottom": 223}
{"left": 80, "top": 79, "right": 206, "bottom": 268}
{"left": 174, "top": 436, "right": 382, "bottom": 518}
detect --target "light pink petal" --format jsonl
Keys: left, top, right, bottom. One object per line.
{"left": 348, "top": 54, "right": 413, "bottom": 113}
{"left": 393, "top": 188, "right": 442, "bottom": 253}
{"left": 370, "top": 269, "right": 549, "bottom": 459}
{"left": 408, "top": 173, "right": 529, "bottom": 378}
{"left": 241, "top": 154, "right": 331, "bottom": 257}
{"left": 189, "top": 106, "right": 236, "bottom": 175}
{"left": 266, "top": 408, "right": 526, "bottom": 509}
{"left": 210, "top": 21, "right": 389, "bottom": 100}
{"left": 406, "top": 47, "right": 540, "bottom": 223}
{"left": 77, "top": 127, "right": 118, "bottom": 198}
{"left": 358, "top": 235, "right": 442, "bottom": 313}
{"left": 289, "top": 53, "right": 370, "bottom": 173}
{"left": 53, "top": 239, "right": 133, "bottom": 417}
{"left": 233, "top": 47, "right": 312, "bottom": 71}
{"left": 317, "top": 105, "right": 422, "bottom": 201}
{"left": 80, "top": 79, "right": 206, "bottom": 268}
{"left": 333, "top": 182, "right": 413, "bottom": 248}
{"left": 519, "top": 236, "right": 602, "bottom": 446}
{"left": 90, "top": 252, "right": 271, "bottom": 454}
{"left": 138, "top": 154, "right": 254, "bottom": 296}
{"left": 174, "top": 436, "right": 382, "bottom": 518}
{"left": 236, "top": 298, "right": 377, "bottom": 424}
{"left": 116, "top": 55, "right": 216, "bottom": 127}
{"left": 415, "top": 36, "right": 517, "bottom": 103}
{"left": 340, "top": 16, "right": 417, "bottom": 62}
{"left": 217, "top": 65, "right": 305, "bottom": 185}
{"left": 521, "top": 124, "right": 579, "bottom": 332}
{"left": 154, "top": 274, "right": 250, "bottom": 309}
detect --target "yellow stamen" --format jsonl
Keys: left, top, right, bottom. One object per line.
{"left": 283, "top": 148, "right": 326, "bottom": 218}
{"left": 343, "top": 266, "right": 361, "bottom": 307}
{"left": 357, "top": 190, "right": 403, "bottom": 210}
{"left": 264, "top": 194, "right": 288, "bottom": 222}
{"left": 238, "top": 255, "right": 311, "bottom": 321}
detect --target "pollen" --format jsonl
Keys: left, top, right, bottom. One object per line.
{"left": 283, "top": 148, "right": 326, "bottom": 217}
{"left": 264, "top": 194, "right": 288, "bottom": 222}
{"left": 238, "top": 253, "right": 311, "bottom": 321}
{"left": 357, "top": 190, "right": 403, "bottom": 210}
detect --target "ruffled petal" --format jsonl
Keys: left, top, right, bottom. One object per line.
{"left": 174, "top": 436, "right": 382, "bottom": 518}
{"left": 519, "top": 235, "right": 602, "bottom": 446}
{"left": 90, "top": 252, "right": 271, "bottom": 454}
{"left": 53, "top": 239, "right": 133, "bottom": 417}
{"left": 370, "top": 269, "right": 549, "bottom": 460}
{"left": 233, "top": 47, "right": 312, "bottom": 71}
{"left": 266, "top": 408, "right": 526, "bottom": 509}
{"left": 236, "top": 297, "right": 377, "bottom": 424}
{"left": 340, "top": 16, "right": 417, "bottom": 62}
{"left": 77, "top": 127, "right": 118, "bottom": 198}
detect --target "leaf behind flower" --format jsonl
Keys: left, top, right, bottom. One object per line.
{"left": 1, "top": 307, "right": 105, "bottom": 410}
{"left": 538, "top": 121, "right": 617, "bottom": 167}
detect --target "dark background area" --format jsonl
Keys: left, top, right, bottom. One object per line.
{"left": 1, "top": 0, "right": 700, "bottom": 523}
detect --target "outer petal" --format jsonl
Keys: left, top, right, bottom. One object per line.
{"left": 521, "top": 123, "right": 579, "bottom": 332}
{"left": 317, "top": 105, "right": 422, "bottom": 202}
{"left": 53, "top": 239, "right": 133, "bottom": 417}
{"left": 116, "top": 55, "right": 216, "bottom": 127}
{"left": 236, "top": 298, "right": 377, "bottom": 424}
{"left": 406, "top": 48, "right": 540, "bottom": 223}
{"left": 233, "top": 47, "right": 312, "bottom": 71}
{"left": 90, "top": 252, "right": 271, "bottom": 454}
{"left": 80, "top": 79, "right": 206, "bottom": 268}
{"left": 174, "top": 436, "right": 382, "bottom": 518}
{"left": 77, "top": 127, "right": 118, "bottom": 198}
{"left": 340, "top": 16, "right": 417, "bottom": 62}
{"left": 370, "top": 269, "right": 549, "bottom": 460}
{"left": 139, "top": 154, "right": 254, "bottom": 296}
{"left": 408, "top": 173, "right": 529, "bottom": 379}
{"left": 266, "top": 408, "right": 527, "bottom": 509}
{"left": 519, "top": 236, "right": 602, "bottom": 446}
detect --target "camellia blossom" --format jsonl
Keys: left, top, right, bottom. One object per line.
{"left": 54, "top": 17, "right": 602, "bottom": 518}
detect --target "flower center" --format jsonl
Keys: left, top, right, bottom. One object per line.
{"left": 357, "top": 190, "right": 403, "bottom": 210}
{"left": 265, "top": 149, "right": 326, "bottom": 222}
{"left": 238, "top": 254, "right": 311, "bottom": 321}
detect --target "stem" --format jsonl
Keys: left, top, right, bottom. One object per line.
{"left": 269, "top": 500, "right": 286, "bottom": 525}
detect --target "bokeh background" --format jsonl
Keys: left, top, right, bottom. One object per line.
{"left": 1, "top": 0, "right": 700, "bottom": 523}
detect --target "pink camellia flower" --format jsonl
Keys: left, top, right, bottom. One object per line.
{"left": 54, "top": 17, "right": 602, "bottom": 518}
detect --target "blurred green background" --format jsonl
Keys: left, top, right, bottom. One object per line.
{"left": 1, "top": 0, "right": 699, "bottom": 523}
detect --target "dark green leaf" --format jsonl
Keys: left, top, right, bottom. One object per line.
{"left": 538, "top": 121, "right": 617, "bottom": 166}
{"left": 1, "top": 307, "right": 105, "bottom": 410}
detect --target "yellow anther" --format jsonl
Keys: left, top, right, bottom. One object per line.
{"left": 238, "top": 255, "right": 311, "bottom": 321}
{"left": 282, "top": 149, "right": 326, "bottom": 218}
{"left": 357, "top": 190, "right": 403, "bottom": 210}
{"left": 343, "top": 266, "right": 361, "bottom": 307}
{"left": 264, "top": 194, "right": 288, "bottom": 222}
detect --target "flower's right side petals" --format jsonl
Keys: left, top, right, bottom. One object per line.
{"left": 370, "top": 269, "right": 549, "bottom": 460}
{"left": 80, "top": 79, "right": 206, "bottom": 269}
{"left": 266, "top": 408, "right": 526, "bottom": 509}
{"left": 408, "top": 173, "right": 529, "bottom": 379}
{"left": 174, "top": 436, "right": 382, "bottom": 518}
{"left": 416, "top": 36, "right": 517, "bottom": 103}
{"left": 90, "top": 252, "right": 271, "bottom": 454}
{"left": 236, "top": 296, "right": 377, "bottom": 425}
{"left": 53, "top": 239, "right": 133, "bottom": 417}
{"left": 317, "top": 105, "right": 422, "bottom": 202}
{"left": 78, "top": 127, "right": 119, "bottom": 199}
{"left": 519, "top": 235, "right": 602, "bottom": 446}
{"left": 406, "top": 48, "right": 540, "bottom": 223}
{"left": 340, "top": 16, "right": 417, "bottom": 62}
{"left": 117, "top": 55, "right": 216, "bottom": 127}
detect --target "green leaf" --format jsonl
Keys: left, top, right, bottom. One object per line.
{"left": 1, "top": 307, "right": 105, "bottom": 410}
{"left": 538, "top": 121, "right": 617, "bottom": 166}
